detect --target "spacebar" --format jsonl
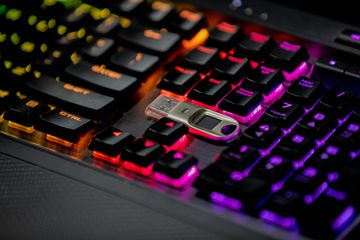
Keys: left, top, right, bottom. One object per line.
{"left": 26, "top": 75, "right": 115, "bottom": 118}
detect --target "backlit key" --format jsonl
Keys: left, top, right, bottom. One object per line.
{"left": 36, "top": 109, "right": 92, "bottom": 146}
{"left": 170, "top": 9, "right": 205, "bottom": 39}
{"left": 158, "top": 66, "right": 199, "bottom": 95}
{"left": 212, "top": 56, "right": 251, "bottom": 83}
{"left": 237, "top": 32, "right": 275, "bottom": 61}
{"left": 80, "top": 37, "right": 115, "bottom": 61}
{"left": 206, "top": 21, "right": 243, "bottom": 50}
{"left": 182, "top": 45, "right": 219, "bottom": 73}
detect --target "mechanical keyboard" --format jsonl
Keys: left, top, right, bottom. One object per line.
{"left": 1, "top": 0, "right": 360, "bottom": 239}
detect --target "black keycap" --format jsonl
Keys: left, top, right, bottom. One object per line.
{"left": 286, "top": 165, "right": 327, "bottom": 203}
{"left": 55, "top": 29, "right": 87, "bottom": 51}
{"left": 118, "top": 24, "right": 180, "bottom": 57}
{"left": 242, "top": 65, "right": 284, "bottom": 96}
{"left": 330, "top": 114, "right": 360, "bottom": 150}
{"left": 90, "top": 15, "right": 123, "bottom": 37}
{"left": 298, "top": 106, "right": 338, "bottom": 140}
{"left": 206, "top": 21, "right": 243, "bottom": 50}
{"left": 319, "top": 88, "right": 356, "bottom": 119}
{"left": 298, "top": 189, "right": 356, "bottom": 238}
{"left": 170, "top": 9, "right": 205, "bottom": 39}
{"left": 217, "top": 141, "right": 261, "bottom": 173}
{"left": 144, "top": 1, "right": 174, "bottom": 25}
{"left": 236, "top": 32, "right": 275, "bottom": 61}
{"left": 181, "top": 45, "right": 219, "bottom": 73}
{"left": 261, "top": 190, "right": 304, "bottom": 228}
{"left": 344, "top": 65, "right": 360, "bottom": 97}
{"left": 122, "top": 138, "right": 166, "bottom": 168}
{"left": 36, "top": 109, "right": 92, "bottom": 143}
{"left": 65, "top": 60, "right": 139, "bottom": 97}
{"left": 285, "top": 77, "right": 324, "bottom": 108}
{"left": 158, "top": 66, "right": 199, "bottom": 95}
{"left": 212, "top": 56, "right": 251, "bottom": 84}
{"left": 144, "top": 117, "right": 188, "bottom": 146}
{"left": 0, "top": 90, "right": 17, "bottom": 114}
{"left": 3, "top": 98, "right": 49, "bottom": 128}
{"left": 89, "top": 127, "right": 135, "bottom": 157}
{"left": 309, "top": 144, "right": 351, "bottom": 172}
{"left": 62, "top": 4, "right": 94, "bottom": 30}
{"left": 153, "top": 150, "right": 198, "bottom": 179}
{"left": 273, "top": 128, "right": 315, "bottom": 164}
{"left": 250, "top": 154, "right": 294, "bottom": 184}
{"left": 187, "top": 77, "right": 231, "bottom": 106}
{"left": 194, "top": 164, "right": 229, "bottom": 193}
{"left": 26, "top": 75, "right": 114, "bottom": 119}
{"left": 110, "top": 47, "right": 160, "bottom": 79}
{"left": 113, "top": 0, "right": 146, "bottom": 17}
{"left": 312, "top": 57, "right": 349, "bottom": 89}
{"left": 80, "top": 38, "right": 115, "bottom": 61}
{"left": 267, "top": 40, "right": 309, "bottom": 72}
{"left": 265, "top": 99, "right": 304, "bottom": 129}
{"left": 336, "top": 29, "right": 360, "bottom": 49}
{"left": 242, "top": 117, "right": 283, "bottom": 149}
{"left": 219, "top": 86, "right": 264, "bottom": 118}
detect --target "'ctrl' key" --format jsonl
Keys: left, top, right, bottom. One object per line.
{"left": 36, "top": 109, "right": 92, "bottom": 147}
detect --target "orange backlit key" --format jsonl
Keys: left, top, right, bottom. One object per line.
{"left": 26, "top": 75, "right": 114, "bottom": 119}
{"left": 118, "top": 24, "right": 180, "bottom": 57}
{"left": 36, "top": 109, "right": 92, "bottom": 145}
{"left": 170, "top": 9, "right": 206, "bottom": 39}
{"left": 144, "top": 1, "right": 175, "bottom": 25}
{"left": 182, "top": 45, "right": 219, "bottom": 73}
{"left": 206, "top": 21, "right": 244, "bottom": 50}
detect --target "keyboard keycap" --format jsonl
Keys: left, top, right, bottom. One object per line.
{"left": 242, "top": 117, "right": 283, "bottom": 149}
{"left": 182, "top": 45, "right": 219, "bottom": 73}
{"left": 309, "top": 144, "right": 351, "bottom": 172}
{"left": 312, "top": 57, "right": 349, "bottom": 89}
{"left": 170, "top": 9, "right": 205, "bottom": 39}
{"left": 110, "top": 47, "right": 160, "bottom": 79}
{"left": 113, "top": 0, "right": 146, "bottom": 17}
{"left": 319, "top": 88, "right": 356, "bottom": 119}
{"left": 4, "top": 98, "right": 50, "bottom": 129}
{"left": 89, "top": 128, "right": 135, "bottom": 163}
{"left": 268, "top": 41, "right": 309, "bottom": 72}
{"left": 36, "top": 109, "right": 92, "bottom": 144}
{"left": 153, "top": 150, "right": 198, "bottom": 188}
{"left": 330, "top": 114, "right": 360, "bottom": 150}
{"left": 122, "top": 138, "right": 166, "bottom": 176}
{"left": 273, "top": 128, "right": 315, "bottom": 164}
{"left": 265, "top": 99, "right": 304, "bottom": 129}
{"left": 212, "top": 56, "right": 251, "bottom": 84}
{"left": 34, "top": 49, "right": 71, "bottom": 77}
{"left": 26, "top": 75, "right": 114, "bottom": 119}
{"left": 187, "top": 77, "right": 230, "bottom": 106}
{"left": 285, "top": 77, "right": 324, "bottom": 108}
{"left": 206, "top": 21, "right": 243, "bottom": 50}
{"left": 236, "top": 32, "right": 275, "bottom": 61}
{"left": 219, "top": 86, "right": 263, "bottom": 120}
{"left": 118, "top": 24, "right": 180, "bottom": 57}
{"left": 65, "top": 60, "right": 139, "bottom": 97}
{"left": 242, "top": 65, "right": 284, "bottom": 96}
{"left": 144, "top": 1, "right": 174, "bottom": 25}
{"left": 90, "top": 15, "right": 123, "bottom": 37}
{"left": 144, "top": 118, "right": 188, "bottom": 146}
{"left": 80, "top": 37, "right": 115, "bottom": 61}
{"left": 158, "top": 66, "right": 199, "bottom": 95}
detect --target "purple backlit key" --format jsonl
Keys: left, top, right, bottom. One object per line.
{"left": 330, "top": 114, "right": 360, "bottom": 150}
{"left": 219, "top": 86, "right": 263, "bottom": 121}
{"left": 242, "top": 65, "right": 284, "bottom": 97}
{"left": 242, "top": 117, "right": 283, "bottom": 150}
{"left": 285, "top": 77, "right": 324, "bottom": 108}
{"left": 265, "top": 99, "right": 304, "bottom": 129}
{"left": 319, "top": 88, "right": 356, "bottom": 119}
{"left": 267, "top": 40, "right": 309, "bottom": 72}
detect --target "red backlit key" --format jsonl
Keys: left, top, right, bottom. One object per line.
{"left": 237, "top": 32, "right": 275, "bottom": 61}
{"left": 36, "top": 109, "right": 92, "bottom": 146}
{"left": 158, "top": 66, "right": 200, "bottom": 95}
{"left": 153, "top": 150, "right": 198, "bottom": 188}
{"left": 122, "top": 138, "right": 166, "bottom": 176}
{"left": 188, "top": 77, "right": 231, "bottom": 106}
{"left": 170, "top": 9, "right": 205, "bottom": 39}
{"left": 144, "top": 117, "right": 188, "bottom": 146}
{"left": 118, "top": 24, "right": 180, "bottom": 57}
{"left": 110, "top": 47, "right": 160, "bottom": 79}
{"left": 65, "top": 60, "right": 139, "bottom": 97}
{"left": 206, "top": 21, "right": 243, "bottom": 50}
{"left": 89, "top": 127, "right": 135, "bottom": 164}
{"left": 267, "top": 40, "right": 309, "bottom": 72}
{"left": 212, "top": 56, "right": 251, "bottom": 84}
{"left": 182, "top": 45, "right": 219, "bottom": 73}
{"left": 219, "top": 86, "right": 263, "bottom": 121}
